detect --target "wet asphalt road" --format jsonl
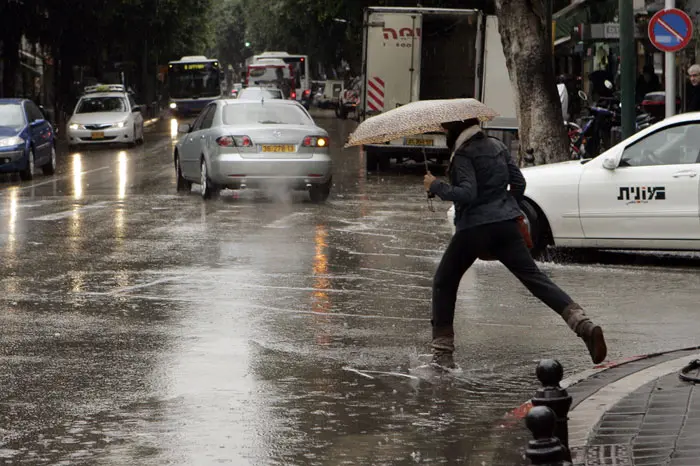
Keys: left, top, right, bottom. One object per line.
{"left": 1, "top": 111, "right": 699, "bottom": 465}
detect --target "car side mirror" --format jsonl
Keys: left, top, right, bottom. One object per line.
{"left": 602, "top": 156, "right": 618, "bottom": 170}
{"left": 132, "top": 105, "right": 141, "bottom": 113}
{"left": 178, "top": 123, "right": 191, "bottom": 133}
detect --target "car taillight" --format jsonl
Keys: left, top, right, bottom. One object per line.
{"left": 303, "top": 89, "right": 311, "bottom": 97}
{"left": 302, "top": 136, "right": 328, "bottom": 147}
{"left": 216, "top": 135, "right": 253, "bottom": 147}
{"left": 290, "top": 91, "right": 297, "bottom": 99}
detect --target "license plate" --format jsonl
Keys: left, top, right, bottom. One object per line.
{"left": 91, "top": 131, "right": 105, "bottom": 139}
{"left": 261, "top": 144, "right": 295, "bottom": 153}
{"left": 405, "top": 138, "right": 433, "bottom": 146}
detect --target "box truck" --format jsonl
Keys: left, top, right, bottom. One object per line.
{"left": 360, "top": 7, "right": 517, "bottom": 171}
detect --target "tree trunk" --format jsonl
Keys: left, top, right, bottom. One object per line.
{"left": 494, "top": 0, "right": 570, "bottom": 165}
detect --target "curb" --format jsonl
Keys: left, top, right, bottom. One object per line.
{"left": 504, "top": 346, "right": 700, "bottom": 422}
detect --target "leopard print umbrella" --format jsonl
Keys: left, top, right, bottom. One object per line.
{"left": 344, "top": 98, "right": 499, "bottom": 148}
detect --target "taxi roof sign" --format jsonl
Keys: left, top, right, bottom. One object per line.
{"left": 84, "top": 84, "right": 126, "bottom": 94}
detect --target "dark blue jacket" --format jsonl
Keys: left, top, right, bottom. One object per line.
{"left": 429, "top": 132, "right": 525, "bottom": 232}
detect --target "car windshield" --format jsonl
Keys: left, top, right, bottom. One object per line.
{"left": 76, "top": 96, "right": 127, "bottom": 113}
{"left": 238, "top": 89, "right": 283, "bottom": 100}
{"left": 222, "top": 103, "right": 312, "bottom": 126}
{"left": 0, "top": 104, "right": 25, "bottom": 129}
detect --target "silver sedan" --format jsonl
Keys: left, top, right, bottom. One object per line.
{"left": 174, "top": 99, "right": 332, "bottom": 202}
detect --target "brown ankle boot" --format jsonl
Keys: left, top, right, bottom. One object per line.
{"left": 431, "top": 326, "right": 456, "bottom": 369}
{"left": 561, "top": 303, "right": 607, "bottom": 364}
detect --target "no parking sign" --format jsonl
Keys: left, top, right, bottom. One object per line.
{"left": 648, "top": 8, "right": 693, "bottom": 52}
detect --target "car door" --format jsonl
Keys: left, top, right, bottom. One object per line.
{"left": 578, "top": 121, "right": 700, "bottom": 246}
{"left": 196, "top": 104, "right": 218, "bottom": 177}
{"left": 25, "top": 102, "right": 52, "bottom": 163}
{"left": 179, "top": 106, "right": 212, "bottom": 177}
{"left": 128, "top": 95, "right": 143, "bottom": 129}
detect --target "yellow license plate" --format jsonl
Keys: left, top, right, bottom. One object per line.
{"left": 405, "top": 138, "right": 433, "bottom": 146}
{"left": 261, "top": 144, "right": 295, "bottom": 153}
{"left": 91, "top": 131, "right": 105, "bottom": 139}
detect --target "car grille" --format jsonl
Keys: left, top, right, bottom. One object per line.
{"left": 84, "top": 124, "right": 112, "bottom": 130}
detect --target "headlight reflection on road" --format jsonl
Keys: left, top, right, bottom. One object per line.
{"left": 6, "top": 187, "right": 19, "bottom": 258}
{"left": 170, "top": 118, "right": 179, "bottom": 139}
{"left": 118, "top": 151, "right": 128, "bottom": 200}
{"left": 312, "top": 224, "right": 331, "bottom": 346}
{"left": 72, "top": 153, "right": 83, "bottom": 200}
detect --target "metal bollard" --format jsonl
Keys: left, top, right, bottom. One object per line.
{"left": 531, "top": 359, "right": 573, "bottom": 461}
{"left": 525, "top": 406, "right": 573, "bottom": 466}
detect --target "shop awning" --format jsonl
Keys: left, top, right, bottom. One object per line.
{"left": 554, "top": 0, "right": 591, "bottom": 41}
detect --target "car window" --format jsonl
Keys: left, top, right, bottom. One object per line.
{"left": 0, "top": 104, "right": 25, "bottom": 129}
{"left": 238, "top": 89, "right": 283, "bottom": 100}
{"left": 222, "top": 102, "right": 313, "bottom": 126}
{"left": 191, "top": 106, "right": 213, "bottom": 132}
{"left": 201, "top": 104, "right": 217, "bottom": 129}
{"left": 25, "top": 102, "right": 44, "bottom": 122}
{"left": 620, "top": 123, "right": 700, "bottom": 167}
{"left": 76, "top": 96, "right": 127, "bottom": 113}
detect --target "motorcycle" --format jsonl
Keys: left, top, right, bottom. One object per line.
{"left": 567, "top": 83, "right": 652, "bottom": 159}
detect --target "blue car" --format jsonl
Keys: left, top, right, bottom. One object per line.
{"left": 0, "top": 98, "right": 57, "bottom": 180}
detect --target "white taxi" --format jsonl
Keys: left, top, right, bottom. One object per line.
{"left": 67, "top": 84, "right": 144, "bottom": 148}
{"left": 448, "top": 113, "right": 700, "bottom": 255}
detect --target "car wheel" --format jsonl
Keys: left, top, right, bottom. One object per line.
{"left": 19, "top": 148, "right": 35, "bottom": 181}
{"left": 200, "top": 158, "right": 219, "bottom": 200}
{"left": 42, "top": 145, "right": 57, "bottom": 175}
{"left": 520, "top": 199, "right": 549, "bottom": 259}
{"left": 309, "top": 179, "right": 332, "bottom": 203}
{"left": 175, "top": 154, "right": 191, "bottom": 193}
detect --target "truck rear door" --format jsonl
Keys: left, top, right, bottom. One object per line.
{"left": 481, "top": 15, "right": 517, "bottom": 130}
{"left": 364, "top": 10, "right": 422, "bottom": 117}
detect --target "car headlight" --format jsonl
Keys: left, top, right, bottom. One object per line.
{"left": 69, "top": 123, "right": 80, "bottom": 130}
{"left": 114, "top": 120, "right": 127, "bottom": 128}
{"left": 0, "top": 136, "right": 25, "bottom": 147}
{"left": 169, "top": 102, "right": 177, "bottom": 109}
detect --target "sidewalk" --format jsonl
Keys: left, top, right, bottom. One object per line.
{"left": 489, "top": 348, "right": 700, "bottom": 465}
{"left": 561, "top": 347, "right": 700, "bottom": 466}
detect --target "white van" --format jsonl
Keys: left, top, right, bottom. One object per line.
{"left": 246, "top": 58, "right": 293, "bottom": 87}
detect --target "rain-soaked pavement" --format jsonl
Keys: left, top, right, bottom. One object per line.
{"left": 1, "top": 111, "right": 699, "bottom": 465}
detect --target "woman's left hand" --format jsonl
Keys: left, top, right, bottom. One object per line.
{"left": 423, "top": 172, "right": 437, "bottom": 191}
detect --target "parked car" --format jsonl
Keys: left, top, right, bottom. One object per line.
{"left": 316, "top": 80, "right": 344, "bottom": 109}
{"left": 66, "top": 84, "right": 144, "bottom": 148}
{"left": 0, "top": 98, "right": 57, "bottom": 180}
{"left": 173, "top": 99, "right": 332, "bottom": 202}
{"left": 448, "top": 113, "right": 700, "bottom": 256}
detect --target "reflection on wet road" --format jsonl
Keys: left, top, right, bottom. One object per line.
{"left": 0, "top": 113, "right": 698, "bottom": 464}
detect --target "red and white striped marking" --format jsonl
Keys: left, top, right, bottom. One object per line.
{"left": 366, "top": 77, "right": 385, "bottom": 111}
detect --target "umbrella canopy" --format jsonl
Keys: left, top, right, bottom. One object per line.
{"left": 345, "top": 98, "right": 499, "bottom": 148}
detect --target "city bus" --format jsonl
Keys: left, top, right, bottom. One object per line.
{"left": 246, "top": 52, "right": 311, "bottom": 106}
{"left": 167, "top": 56, "right": 222, "bottom": 117}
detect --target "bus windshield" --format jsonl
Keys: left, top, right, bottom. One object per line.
{"left": 168, "top": 62, "right": 221, "bottom": 99}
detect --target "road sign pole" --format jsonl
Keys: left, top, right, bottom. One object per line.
{"left": 666, "top": 0, "right": 676, "bottom": 118}
{"left": 620, "top": 0, "right": 636, "bottom": 139}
